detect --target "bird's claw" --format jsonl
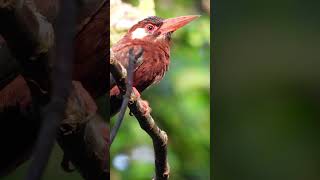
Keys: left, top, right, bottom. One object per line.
{"left": 129, "top": 87, "right": 150, "bottom": 115}
{"left": 128, "top": 99, "right": 150, "bottom": 116}
{"left": 132, "top": 87, "right": 141, "bottom": 98}
{"left": 139, "top": 99, "right": 151, "bottom": 115}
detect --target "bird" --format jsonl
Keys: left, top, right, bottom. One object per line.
{"left": 110, "top": 15, "right": 199, "bottom": 116}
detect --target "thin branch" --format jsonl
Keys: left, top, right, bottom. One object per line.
{"left": 24, "top": 0, "right": 76, "bottom": 180}
{"left": 110, "top": 48, "right": 136, "bottom": 143}
{"left": 110, "top": 49, "right": 170, "bottom": 180}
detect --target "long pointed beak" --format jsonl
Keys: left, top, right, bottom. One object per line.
{"left": 159, "top": 15, "right": 200, "bottom": 35}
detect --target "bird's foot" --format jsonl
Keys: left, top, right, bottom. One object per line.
{"left": 139, "top": 99, "right": 151, "bottom": 115}
{"left": 129, "top": 87, "right": 139, "bottom": 116}
{"left": 131, "top": 87, "right": 141, "bottom": 98}
{"left": 129, "top": 99, "right": 151, "bottom": 116}
{"left": 128, "top": 87, "right": 151, "bottom": 116}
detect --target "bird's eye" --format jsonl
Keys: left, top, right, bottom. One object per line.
{"left": 146, "top": 24, "right": 154, "bottom": 32}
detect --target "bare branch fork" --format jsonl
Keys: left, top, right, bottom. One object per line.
{"left": 110, "top": 48, "right": 170, "bottom": 180}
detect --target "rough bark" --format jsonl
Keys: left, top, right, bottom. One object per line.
{"left": 110, "top": 49, "right": 170, "bottom": 180}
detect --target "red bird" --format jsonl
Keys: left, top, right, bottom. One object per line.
{"left": 110, "top": 15, "right": 199, "bottom": 116}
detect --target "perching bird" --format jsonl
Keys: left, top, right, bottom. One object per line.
{"left": 110, "top": 15, "right": 199, "bottom": 116}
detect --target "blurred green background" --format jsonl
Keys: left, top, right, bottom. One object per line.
{"left": 111, "top": 0, "right": 210, "bottom": 180}
{"left": 214, "top": 0, "right": 320, "bottom": 180}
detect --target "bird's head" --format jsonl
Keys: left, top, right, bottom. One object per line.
{"left": 126, "top": 15, "right": 199, "bottom": 44}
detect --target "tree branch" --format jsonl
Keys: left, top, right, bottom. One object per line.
{"left": 25, "top": 0, "right": 76, "bottom": 179}
{"left": 57, "top": 81, "right": 109, "bottom": 180}
{"left": 0, "top": 0, "right": 53, "bottom": 90}
{"left": 110, "top": 48, "right": 136, "bottom": 143}
{"left": 110, "top": 49, "right": 170, "bottom": 180}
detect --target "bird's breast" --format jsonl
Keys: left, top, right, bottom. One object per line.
{"left": 112, "top": 40, "right": 170, "bottom": 92}
{"left": 132, "top": 44, "right": 170, "bottom": 92}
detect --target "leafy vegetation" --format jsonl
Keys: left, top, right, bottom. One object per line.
{"left": 4, "top": 0, "right": 210, "bottom": 179}
{"left": 111, "top": 0, "right": 210, "bottom": 179}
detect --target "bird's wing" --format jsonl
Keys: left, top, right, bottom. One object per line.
{"left": 111, "top": 44, "right": 145, "bottom": 70}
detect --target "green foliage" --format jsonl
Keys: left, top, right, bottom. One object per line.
{"left": 111, "top": 0, "right": 210, "bottom": 179}
{"left": 5, "top": 0, "right": 210, "bottom": 179}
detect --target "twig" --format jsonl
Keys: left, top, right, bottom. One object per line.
{"left": 24, "top": 1, "right": 76, "bottom": 180}
{"left": 110, "top": 48, "right": 135, "bottom": 143}
{"left": 110, "top": 49, "right": 170, "bottom": 180}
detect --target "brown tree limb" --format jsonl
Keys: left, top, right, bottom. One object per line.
{"left": 57, "top": 81, "right": 109, "bottom": 180}
{"left": 110, "top": 49, "right": 170, "bottom": 180}
{"left": 128, "top": 97, "right": 170, "bottom": 180}
{"left": 0, "top": 0, "right": 53, "bottom": 91}
{"left": 24, "top": 0, "right": 76, "bottom": 179}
